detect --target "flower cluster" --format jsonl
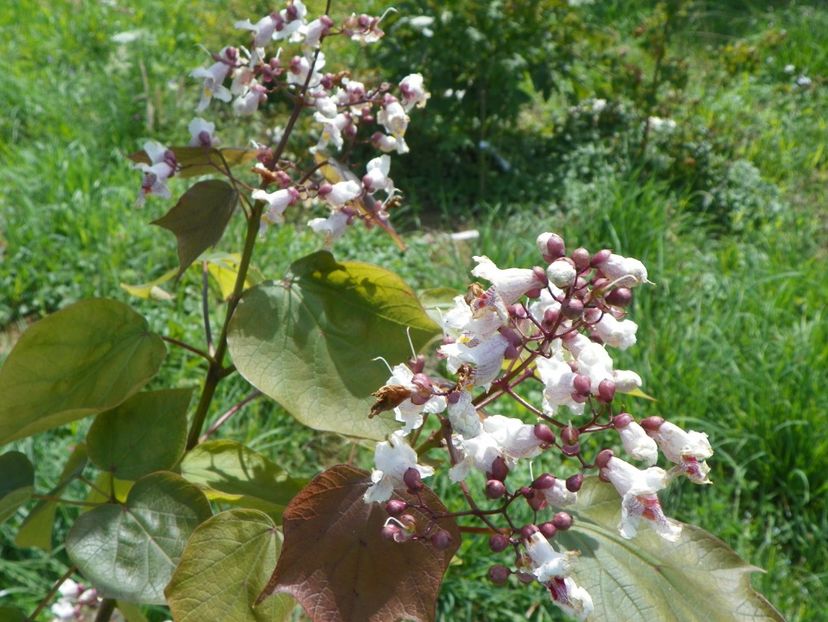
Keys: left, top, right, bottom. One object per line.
{"left": 365, "top": 232, "right": 714, "bottom": 621}
{"left": 134, "top": 0, "right": 429, "bottom": 246}
{"left": 50, "top": 579, "right": 105, "bottom": 622}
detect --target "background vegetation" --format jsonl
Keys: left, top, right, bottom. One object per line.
{"left": 1, "top": 0, "right": 825, "bottom": 620}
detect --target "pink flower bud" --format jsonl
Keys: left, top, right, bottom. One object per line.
{"left": 489, "top": 533, "right": 510, "bottom": 552}
{"left": 532, "top": 473, "right": 556, "bottom": 490}
{"left": 595, "top": 448, "right": 614, "bottom": 468}
{"left": 524, "top": 288, "right": 542, "bottom": 299}
{"left": 542, "top": 307, "right": 560, "bottom": 328}
{"left": 591, "top": 249, "right": 612, "bottom": 267}
{"left": 385, "top": 499, "right": 407, "bottom": 516}
{"left": 562, "top": 443, "right": 581, "bottom": 456}
{"left": 552, "top": 512, "right": 573, "bottom": 530}
{"left": 571, "top": 391, "right": 589, "bottom": 404}
{"left": 561, "top": 426, "right": 580, "bottom": 445}
{"left": 531, "top": 266, "right": 549, "bottom": 286}
{"left": 606, "top": 287, "right": 633, "bottom": 307}
{"left": 613, "top": 413, "right": 633, "bottom": 429}
{"left": 431, "top": 530, "right": 452, "bottom": 550}
{"left": 403, "top": 467, "right": 423, "bottom": 492}
{"left": 527, "top": 489, "right": 548, "bottom": 511}
{"left": 592, "top": 276, "right": 610, "bottom": 290}
{"left": 573, "top": 374, "right": 591, "bottom": 395}
{"left": 486, "top": 479, "right": 507, "bottom": 499}
{"left": 537, "top": 232, "right": 566, "bottom": 260}
{"left": 517, "top": 571, "right": 535, "bottom": 584}
{"left": 508, "top": 304, "right": 528, "bottom": 319}
{"left": 640, "top": 416, "right": 665, "bottom": 432}
{"left": 539, "top": 521, "right": 558, "bottom": 538}
{"left": 490, "top": 456, "right": 509, "bottom": 482}
{"left": 562, "top": 299, "right": 584, "bottom": 319}
{"left": 408, "top": 354, "right": 425, "bottom": 374}
{"left": 572, "top": 247, "right": 591, "bottom": 270}
{"left": 533, "top": 423, "right": 556, "bottom": 445}
{"left": 381, "top": 524, "right": 401, "bottom": 541}
{"left": 597, "top": 379, "right": 616, "bottom": 402}
{"left": 520, "top": 524, "right": 539, "bottom": 540}
{"left": 488, "top": 564, "right": 510, "bottom": 585}
{"left": 566, "top": 473, "right": 584, "bottom": 492}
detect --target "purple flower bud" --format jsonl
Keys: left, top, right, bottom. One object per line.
{"left": 573, "top": 374, "right": 592, "bottom": 395}
{"left": 498, "top": 326, "right": 523, "bottom": 347}
{"left": 552, "top": 512, "right": 573, "bottom": 531}
{"left": 520, "top": 524, "right": 539, "bottom": 540}
{"left": 486, "top": 479, "right": 507, "bottom": 499}
{"left": 381, "top": 524, "right": 401, "bottom": 541}
{"left": 591, "top": 249, "right": 612, "bottom": 267}
{"left": 545, "top": 234, "right": 566, "bottom": 260}
{"left": 531, "top": 266, "right": 549, "bottom": 286}
{"left": 488, "top": 564, "right": 510, "bottom": 585}
{"left": 431, "top": 530, "right": 452, "bottom": 550}
{"left": 531, "top": 473, "right": 556, "bottom": 490}
{"left": 584, "top": 307, "right": 603, "bottom": 324}
{"left": 592, "top": 276, "right": 610, "bottom": 290}
{"left": 503, "top": 344, "right": 519, "bottom": 360}
{"left": 533, "top": 423, "right": 556, "bottom": 445}
{"left": 409, "top": 392, "right": 430, "bottom": 406}
{"left": 524, "top": 288, "right": 542, "bottom": 299}
{"left": 520, "top": 486, "right": 534, "bottom": 499}
{"left": 490, "top": 456, "right": 509, "bottom": 482}
{"left": 508, "top": 304, "right": 528, "bottom": 319}
{"left": 562, "top": 299, "right": 584, "bottom": 319}
{"left": 403, "top": 467, "right": 423, "bottom": 493}
{"left": 385, "top": 499, "right": 407, "bottom": 516}
{"left": 562, "top": 443, "right": 581, "bottom": 456}
{"left": 613, "top": 413, "right": 633, "bottom": 429}
{"left": 597, "top": 379, "right": 616, "bottom": 402}
{"left": 572, "top": 247, "right": 591, "bottom": 271}
{"left": 542, "top": 307, "right": 560, "bottom": 328}
{"left": 517, "top": 571, "right": 536, "bottom": 584}
{"left": 606, "top": 287, "right": 633, "bottom": 307}
{"left": 409, "top": 355, "right": 426, "bottom": 374}
{"left": 640, "top": 416, "right": 665, "bottom": 432}
{"left": 595, "top": 448, "right": 614, "bottom": 469}
{"left": 571, "top": 391, "right": 589, "bottom": 404}
{"left": 411, "top": 373, "right": 432, "bottom": 391}
{"left": 539, "top": 521, "right": 558, "bottom": 538}
{"left": 566, "top": 473, "right": 584, "bottom": 492}
{"left": 447, "top": 390, "right": 461, "bottom": 405}
{"left": 527, "top": 490, "right": 548, "bottom": 511}
{"left": 574, "top": 276, "right": 589, "bottom": 290}
{"left": 317, "top": 182, "right": 333, "bottom": 197}
{"left": 561, "top": 426, "right": 580, "bottom": 445}
{"left": 489, "top": 533, "right": 510, "bottom": 552}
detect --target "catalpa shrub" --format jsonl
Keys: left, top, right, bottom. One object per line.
{"left": 0, "top": 2, "right": 783, "bottom": 621}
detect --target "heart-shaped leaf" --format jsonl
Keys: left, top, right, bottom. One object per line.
{"left": 0, "top": 299, "right": 166, "bottom": 445}
{"left": 66, "top": 471, "right": 211, "bottom": 604}
{"left": 16, "top": 444, "right": 87, "bottom": 550}
{"left": 166, "top": 509, "right": 294, "bottom": 622}
{"left": 179, "top": 440, "right": 304, "bottom": 518}
{"left": 153, "top": 180, "right": 238, "bottom": 277}
{"left": 557, "top": 478, "right": 784, "bottom": 621}
{"left": 0, "top": 452, "right": 34, "bottom": 523}
{"left": 259, "top": 464, "right": 459, "bottom": 622}
{"left": 128, "top": 146, "right": 259, "bottom": 178}
{"left": 86, "top": 389, "right": 192, "bottom": 480}
{"left": 227, "top": 252, "right": 440, "bottom": 440}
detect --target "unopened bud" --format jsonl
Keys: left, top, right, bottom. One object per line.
{"left": 606, "top": 287, "right": 633, "bottom": 307}
{"left": 520, "top": 486, "right": 534, "bottom": 499}
{"left": 498, "top": 326, "right": 522, "bottom": 347}
{"left": 537, "top": 232, "right": 566, "bottom": 261}
{"left": 562, "top": 443, "right": 581, "bottom": 456}
{"left": 447, "top": 390, "right": 461, "bottom": 405}
{"left": 409, "top": 355, "right": 426, "bottom": 374}
{"left": 595, "top": 448, "right": 614, "bottom": 469}
{"left": 561, "top": 426, "right": 579, "bottom": 445}
{"left": 539, "top": 521, "right": 557, "bottom": 538}
{"left": 562, "top": 298, "right": 584, "bottom": 319}
{"left": 572, "top": 247, "right": 591, "bottom": 271}
{"left": 533, "top": 423, "right": 556, "bottom": 445}
{"left": 385, "top": 499, "right": 407, "bottom": 516}
{"left": 532, "top": 266, "right": 549, "bottom": 286}
{"left": 403, "top": 467, "right": 423, "bottom": 493}
{"left": 490, "top": 456, "right": 509, "bottom": 482}
{"left": 381, "top": 524, "right": 401, "bottom": 541}
{"left": 592, "top": 277, "right": 610, "bottom": 290}
{"left": 486, "top": 479, "right": 507, "bottom": 499}
{"left": 520, "top": 524, "right": 539, "bottom": 540}
{"left": 524, "top": 288, "right": 542, "bottom": 299}
{"left": 591, "top": 249, "right": 612, "bottom": 267}
{"left": 488, "top": 564, "right": 510, "bottom": 585}
{"left": 547, "top": 259, "right": 577, "bottom": 288}
{"left": 508, "top": 304, "right": 528, "bottom": 319}
{"left": 573, "top": 374, "right": 591, "bottom": 395}
{"left": 531, "top": 473, "right": 556, "bottom": 490}
{"left": 552, "top": 512, "right": 573, "bottom": 531}
{"left": 517, "top": 571, "right": 535, "bottom": 584}
{"left": 640, "top": 416, "right": 665, "bottom": 432}
{"left": 527, "top": 489, "right": 548, "bottom": 511}
{"left": 542, "top": 307, "right": 560, "bottom": 328}
{"left": 597, "top": 379, "right": 616, "bottom": 402}
{"left": 613, "top": 413, "right": 633, "bottom": 429}
{"left": 503, "top": 344, "right": 519, "bottom": 360}
{"left": 566, "top": 473, "right": 584, "bottom": 492}
{"left": 431, "top": 530, "right": 452, "bottom": 550}
{"left": 489, "top": 533, "right": 510, "bottom": 552}
{"left": 571, "top": 391, "right": 589, "bottom": 404}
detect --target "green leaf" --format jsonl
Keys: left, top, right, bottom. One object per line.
{"left": 166, "top": 509, "right": 294, "bottom": 622}
{"left": 179, "top": 440, "right": 304, "bottom": 518}
{"left": 0, "top": 607, "right": 26, "bottom": 622}
{"left": 116, "top": 601, "right": 149, "bottom": 622}
{"left": 67, "top": 472, "right": 212, "bottom": 604}
{"left": 259, "top": 465, "right": 459, "bottom": 622}
{"left": 16, "top": 443, "right": 87, "bottom": 550}
{"left": 0, "top": 299, "right": 166, "bottom": 445}
{"left": 227, "top": 252, "right": 440, "bottom": 440}
{"left": 120, "top": 267, "right": 178, "bottom": 301}
{"left": 0, "top": 452, "right": 34, "bottom": 523}
{"left": 86, "top": 389, "right": 192, "bottom": 480}
{"left": 153, "top": 180, "right": 238, "bottom": 277}
{"left": 129, "top": 146, "right": 259, "bottom": 179}
{"left": 204, "top": 252, "right": 263, "bottom": 301}
{"left": 557, "top": 478, "right": 784, "bottom": 621}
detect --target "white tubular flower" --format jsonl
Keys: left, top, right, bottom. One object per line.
{"left": 384, "top": 364, "right": 446, "bottom": 435}
{"left": 136, "top": 140, "right": 176, "bottom": 205}
{"left": 372, "top": 132, "right": 409, "bottom": 154}
{"left": 58, "top": 579, "right": 81, "bottom": 599}
{"left": 597, "top": 253, "right": 650, "bottom": 287}
{"left": 378, "top": 97, "right": 409, "bottom": 138}
{"left": 322, "top": 179, "right": 362, "bottom": 206}
{"left": 308, "top": 210, "right": 349, "bottom": 243}
{"left": 547, "top": 259, "right": 576, "bottom": 288}
{"left": 594, "top": 314, "right": 638, "bottom": 350}
{"left": 442, "top": 293, "right": 506, "bottom": 341}
{"left": 233, "top": 82, "right": 267, "bottom": 116}
{"left": 314, "top": 94, "right": 338, "bottom": 119}
{"left": 187, "top": 117, "right": 217, "bottom": 147}
{"left": 447, "top": 390, "right": 482, "bottom": 438}
{"left": 566, "top": 334, "right": 614, "bottom": 391}
{"left": 548, "top": 577, "right": 595, "bottom": 622}
{"left": 535, "top": 354, "right": 584, "bottom": 416}
{"left": 363, "top": 155, "right": 394, "bottom": 194}
{"left": 251, "top": 187, "right": 299, "bottom": 225}
{"left": 601, "top": 456, "right": 681, "bottom": 542}
{"left": 525, "top": 533, "right": 593, "bottom": 621}
{"left": 191, "top": 47, "right": 235, "bottom": 112}
{"left": 274, "top": 0, "right": 308, "bottom": 42}
{"left": 648, "top": 421, "right": 713, "bottom": 484}
{"left": 542, "top": 478, "right": 578, "bottom": 507}
{"left": 50, "top": 600, "right": 76, "bottom": 621}
{"left": 313, "top": 111, "right": 350, "bottom": 152}
{"left": 613, "top": 369, "right": 642, "bottom": 392}
{"left": 439, "top": 332, "right": 510, "bottom": 387}
{"left": 343, "top": 13, "right": 386, "bottom": 44}
{"left": 616, "top": 419, "right": 658, "bottom": 466}
{"left": 482, "top": 415, "right": 543, "bottom": 461}
{"left": 472, "top": 255, "right": 546, "bottom": 305}
{"left": 302, "top": 15, "right": 334, "bottom": 49}
{"left": 448, "top": 430, "right": 501, "bottom": 482}
{"left": 234, "top": 14, "right": 278, "bottom": 47}
{"left": 287, "top": 51, "right": 325, "bottom": 87}
{"left": 364, "top": 433, "right": 433, "bottom": 503}
{"left": 399, "top": 73, "right": 430, "bottom": 111}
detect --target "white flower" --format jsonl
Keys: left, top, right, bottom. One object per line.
{"left": 302, "top": 15, "right": 334, "bottom": 49}
{"left": 308, "top": 210, "right": 349, "bottom": 243}
{"left": 372, "top": 132, "right": 409, "bottom": 154}
{"left": 233, "top": 82, "right": 267, "bottom": 116}
{"left": 483, "top": 414, "right": 543, "bottom": 460}
{"left": 343, "top": 13, "right": 386, "bottom": 44}
{"left": 187, "top": 117, "right": 217, "bottom": 147}
{"left": 191, "top": 47, "right": 235, "bottom": 112}
{"left": 617, "top": 420, "right": 658, "bottom": 465}
{"left": 251, "top": 187, "right": 299, "bottom": 225}
{"left": 50, "top": 600, "right": 75, "bottom": 621}
{"left": 313, "top": 111, "right": 350, "bottom": 151}
{"left": 565, "top": 334, "right": 614, "bottom": 392}
{"left": 385, "top": 364, "right": 446, "bottom": 434}
{"left": 441, "top": 294, "right": 505, "bottom": 341}
{"left": 472, "top": 255, "right": 546, "bottom": 304}
{"left": 314, "top": 94, "right": 338, "bottom": 118}
{"left": 796, "top": 75, "right": 812, "bottom": 88}
{"left": 528, "top": 287, "right": 563, "bottom": 324}
{"left": 399, "top": 73, "right": 430, "bottom": 111}
{"left": 547, "top": 259, "right": 576, "bottom": 288}
{"left": 594, "top": 314, "right": 638, "bottom": 350}
{"left": 287, "top": 51, "right": 325, "bottom": 87}
{"left": 58, "top": 579, "right": 81, "bottom": 599}
{"left": 648, "top": 116, "right": 677, "bottom": 133}
{"left": 525, "top": 533, "right": 593, "bottom": 621}
{"left": 784, "top": 64, "right": 795, "bottom": 74}
{"left": 601, "top": 456, "right": 681, "bottom": 541}
{"left": 364, "top": 432, "right": 433, "bottom": 503}
{"left": 234, "top": 14, "right": 278, "bottom": 47}
{"left": 274, "top": 0, "right": 308, "bottom": 42}
{"left": 613, "top": 369, "right": 642, "bottom": 392}
{"left": 377, "top": 98, "right": 409, "bottom": 138}
{"left": 439, "top": 332, "right": 510, "bottom": 387}
{"left": 542, "top": 478, "right": 578, "bottom": 507}
{"left": 323, "top": 179, "right": 362, "bottom": 206}
{"left": 596, "top": 253, "right": 650, "bottom": 287}
{"left": 136, "top": 140, "right": 176, "bottom": 205}
{"left": 535, "top": 353, "right": 584, "bottom": 416}
{"left": 548, "top": 577, "right": 594, "bottom": 622}
{"left": 363, "top": 155, "right": 394, "bottom": 194}
{"left": 647, "top": 421, "right": 713, "bottom": 484}
{"left": 447, "top": 390, "right": 481, "bottom": 438}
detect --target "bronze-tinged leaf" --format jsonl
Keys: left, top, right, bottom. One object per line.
{"left": 128, "top": 146, "right": 259, "bottom": 179}
{"left": 258, "top": 464, "right": 459, "bottom": 622}
{"left": 153, "top": 180, "right": 238, "bottom": 277}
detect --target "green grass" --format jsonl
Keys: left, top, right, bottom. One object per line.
{"left": 1, "top": 0, "right": 827, "bottom": 621}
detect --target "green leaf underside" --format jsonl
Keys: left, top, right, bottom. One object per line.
{"left": 128, "top": 146, "right": 259, "bottom": 179}
{"left": 260, "top": 464, "right": 459, "bottom": 622}
{"left": 152, "top": 179, "right": 238, "bottom": 277}
{"left": 166, "top": 509, "right": 293, "bottom": 622}
{"left": 0, "top": 299, "right": 166, "bottom": 445}
{"left": 227, "top": 252, "right": 440, "bottom": 441}
{"left": 0, "top": 452, "right": 34, "bottom": 523}
{"left": 179, "top": 440, "right": 305, "bottom": 518}
{"left": 86, "top": 388, "right": 192, "bottom": 480}
{"left": 557, "top": 479, "right": 785, "bottom": 622}
{"left": 15, "top": 443, "right": 88, "bottom": 550}
{"left": 66, "top": 472, "right": 211, "bottom": 604}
